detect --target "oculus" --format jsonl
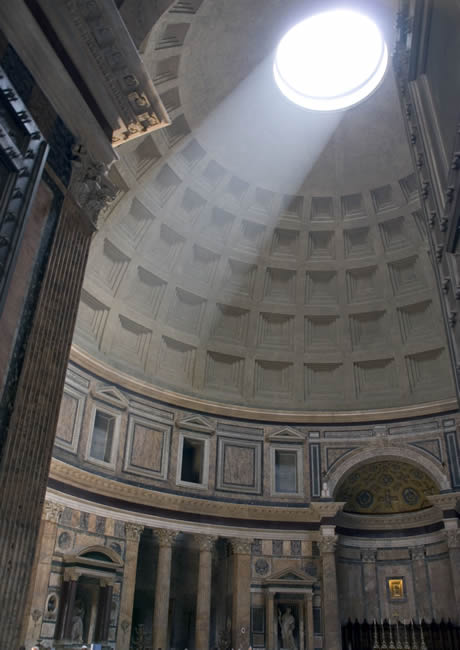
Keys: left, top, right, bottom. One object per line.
{"left": 274, "top": 9, "right": 388, "bottom": 111}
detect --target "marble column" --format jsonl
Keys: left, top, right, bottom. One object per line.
{"left": 21, "top": 500, "right": 64, "bottom": 647}
{"left": 152, "top": 529, "right": 178, "bottom": 650}
{"left": 194, "top": 534, "right": 217, "bottom": 650}
{"left": 319, "top": 527, "right": 341, "bottom": 650}
{"left": 62, "top": 576, "right": 79, "bottom": 640}
{"left": 361, "top": 548, "right": 379, "bottom": 621}
{"left": 410, "top": 545, "right": 432, "bottom": 621}
{"left": 265, "top": 591, "right": 275, "bottom": 650}
{"left": 117, "top": 523, "right": 144, "bottom": 650}
{"left": 445, "top": 526, "right": 460, "bottom": 621}
{"left": 230, "top": 538, "right": 252, "bottom": 650}
{"left": 305, "top": 590, "right": 314, "bottom": 650}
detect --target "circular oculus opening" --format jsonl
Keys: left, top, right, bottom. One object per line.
{"left": 274, "top": 9, "right": 389, "bottom": 111}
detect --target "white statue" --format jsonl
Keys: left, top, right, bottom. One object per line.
{"left": 278, "top": 607, "right": 296, "bottom": 650}
{"left": 70, "top": 600, "right": 84, "bottom": 642}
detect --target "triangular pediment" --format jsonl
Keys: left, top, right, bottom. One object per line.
{"left": 178, "top": 414, "right": 215, "bottom": 434}
{"left": 268, "top": 427, "right": 305, "bottom": 442}
{"left": 92, "top": 385, "right": 128, "bottom": 409}
{"left": 268, "top": 568, "right": 308, "bottom": 583}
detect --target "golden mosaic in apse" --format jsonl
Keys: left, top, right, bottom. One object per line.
{"left": 335, "top": 461, "right": 438, "bottom": 514}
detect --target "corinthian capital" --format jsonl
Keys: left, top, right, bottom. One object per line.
{"left": 69, "top": 144, "right": 117, "bottom": 227}
{"left": 125, "top": 523, "right": 144, "bottom": 542}
{"left": 361, "top": 548, "right": 376, "bottom": 563}
{"left": 42, "top": 500, "right": 65, "bottom": 523}
{"left": 154, "top": 528, "right": 179, "bottom": 548}
{"left": 319, "top": 535, "right": 338, "bottom": 554}
{"left": 446, "top": 528, "right": 460, "bottom": 549}
{"left": 194, "top": 534, "right": 218, "bottom": 552}
{"left": 230, "top": 538, "right": 252, "bottom": 555}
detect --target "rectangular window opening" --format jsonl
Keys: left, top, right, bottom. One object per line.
{"left": 90, "top": 411, "right": 115, "bottom": 463}
{"left": 180, "top": 437, "right": 204, "bottom": 484}
{"left": 275, "top": 449, "right": 298, "bottom": 493}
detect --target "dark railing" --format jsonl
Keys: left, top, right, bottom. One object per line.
{"left": 342, "top": 619, "right": 460, "bottom": 650}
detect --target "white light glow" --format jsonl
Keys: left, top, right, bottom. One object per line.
{"left": 274, "top": 9, "right": 388, "bottom": 111}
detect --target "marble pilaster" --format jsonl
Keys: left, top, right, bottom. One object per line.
{"left": 445, "top": 526, "right": 460, "bottom": 621}
{"left": 152, "top": 529, "right": 178, "bottom": 650}
{"left": 410, "top": 545, "right": 432, "bottom": 621}
{"left": 319, "top": 527, "right": 341, "bottom": 650}
{"left": 230, "top": 538, "right": 252, "bottom": 650}
{"left": 305, "top": 591, "right": 314, "bottom": 650}
{"left": 194, "top": 534, "right": 217, "bottom": 650}
{"left": 116, "top": 523, "right": 144, "bottom": 650}
{"left": 361, "top": 548, "right": 379, "bottom": 621}
{"left": 22, "top": 500, "right": 64, "bottom": 647}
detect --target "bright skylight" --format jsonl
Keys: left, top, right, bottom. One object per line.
{"left": 274, "top": 9, "right": 388, "bottom": 111}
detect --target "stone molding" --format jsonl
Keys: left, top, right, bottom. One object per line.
{"left": 410, "top": 545, "right": 426, "bottom": 560}
{"left": 194, "top": 534, "right": 218, "bottom": 552}
{"left": 230, "top": 538, "right": 252, "bottom": 555}
{"left": 42, "top": 500, "right": 65, "bottom": 523}
{"left": 125, "top": 522, "right": 144, "bottom": 542}
{"left": 153, "top": 528, "right": 178, "bottom": 547}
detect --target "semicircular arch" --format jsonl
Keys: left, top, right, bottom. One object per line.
{"left": 328, "top": 445, "right": 449, "bottom": 497}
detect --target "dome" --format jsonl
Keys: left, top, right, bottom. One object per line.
{"left": 73, "top": 0, "right": 455, "bottom": 417}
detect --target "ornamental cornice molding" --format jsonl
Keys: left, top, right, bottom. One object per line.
{"left": 59, "top": 0, "right": 170, "bottom": 144}
{"left": 49, "top": 459, "right": 318, "bottom": 524}
{"left": 427, "top": 493, "right": 460, "bottom": 512}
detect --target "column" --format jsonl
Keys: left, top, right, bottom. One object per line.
{"left": 361, "top": 549, "right": 379, "bottom": 621}
{"left": 410, "top": 545, "right": 432, "bottom": 621}
{"left": 445, "top": 526, "right": 460, "bottom": 621}
{"left": 305, "top": 590, "right": 314, "bottom": 650}
{"left": 319, "top": 527, "right": 341, "bottom": 650}
{"left": 152, "top": 529, "right": 178, "bottom": 650}
{"left": 265, "top": 591, "right": 275, "bottom": 650}
{"left": 117, "top": 523, "right": 144, "bottom": 650}
{"left": 21, "top": 500, "right": 64, "bottom": 647}
{"left": 194, "top": 534, "right": 217, "bottom": 650}
{"left": 230, "top": 538, "right": 252, "bottom": 650}
{"left": 0, "top": 147, "right": 116, "bottom": 650}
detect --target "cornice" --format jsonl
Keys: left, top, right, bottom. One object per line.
{"left": 70, "top": 345, "right": 458, "bottom": 423}
{"left": 49, "top": 458, "right": 318, "bottom": 525}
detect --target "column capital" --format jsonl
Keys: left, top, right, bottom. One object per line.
{"left": 125, "top": 522, "right": 144, "bottom": 542}
{"left": 194, "top": 534, "right": 218, "bottom": 552}
{"left": 361, "top": 548, "right": 377, "bottom": 563}
{"left": 410, "top": 545, "right": 426, "bottom": 560}
{"left": 319, "top": 535, "right": 338, "bottom": 554}
{"left": 69, "top": 144, "right": 117, "bottom": 227}
{"left": 153, "top": 528, "right": 179, "bottom": 548}
{"left": 446, "top": 529, "right": 460, "bottom": 549}
{"left": 42, "top": 500, "right": 65, "bottom": 523}
{"left": 230, "top": 537, "right": 252, "bottom": 555}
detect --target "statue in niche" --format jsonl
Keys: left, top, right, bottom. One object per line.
{"left": 70, "top": 599, "right": 84, "bottom": 642}
{"left": 217, "top": 616, "right": 231, "bottom": 650}
{"left": 278, "top": 607, "right": 296, "bottom": 650}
